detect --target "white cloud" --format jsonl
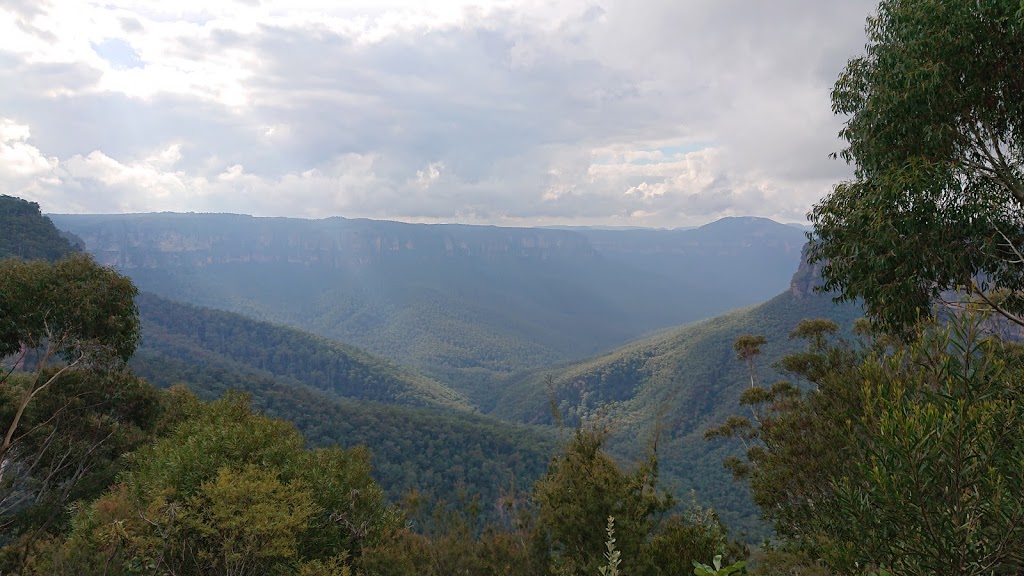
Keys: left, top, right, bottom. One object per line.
{"left": 414, "top": 162, "right": 444, "bottom": 189}
{"left": 0, "top": 120, "right": 55, "bottom": 177}
{"left": 0, "top": 0, "right": 878, "bottom": 226}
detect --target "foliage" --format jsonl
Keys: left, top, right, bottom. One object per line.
{"left": 534, "top": 425, "right": 734, "bottom": 576}
{"left": 598, "top": 516, "right": 621, "bottom": 576}
{"left": 52, "top": 211, "right": 807, "bottom": 396}
{"left": 0, "top": 254, "right": 143, "bottom": 568}
{"left": 0, "top": 253, "right": 139, "bottom": 365}
{"left": 831, "top": 315, "right": 1024, "bottom": 575}
{"left": 710, "top": 313, "right": 1024, "bottom": 574}
{"left": 359, "top": 490, "right": 545, "bottom": 576}
{"left": 130, "top": 349, "right": 557, "bottom": 523}
{"left": 0, "top": 254, "right": 140, "bottom": 482}
{"left": 746, "top": 548, "right": 833, "bottom": 576}
{"left": 0, "top": 196, "right": 78, "bottom": 262}
{"left": 32, "top": 390, "right": 399, "bottom": 575}
{"left": 534, "top": 425, "right": 671, "bottom": 575}
{"left": 810, "top": 0, "right": 1024, "bottom": 333}
{"left": 0, "top": 370, "right": 162, "bottom": 571}
{"left": 693, "top": 555, "right": 747, "bottom": 576}
{"left": 706, "top": 321, "right": 865, "bottom": 548}
{"left": 495, "top": 290, "right": 862, "bottom": 538}
{"left": 136, "top": 291, "right": 471, "bottom": 410}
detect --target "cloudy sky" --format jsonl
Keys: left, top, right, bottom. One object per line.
{"left": 0, "top": 0, "right": 876, "bottom": 227}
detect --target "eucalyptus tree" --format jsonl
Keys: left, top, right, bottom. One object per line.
{"left": 0, "top": 254, "right": 144, "bottom": 554}
{"left": 811, "top": 0, "right": 1024, "bottom": 333}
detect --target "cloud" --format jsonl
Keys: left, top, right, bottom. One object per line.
{"left": 0, "top": 0, "right": 877, "bottom": 227}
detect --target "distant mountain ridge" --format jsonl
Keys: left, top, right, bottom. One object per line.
{"left": 17, "top": 197, "right": 869, "bottom": 537}
{"left": 51, "top": 212, "right": 808, "bottom": 388}
{"left": 49, "top": 213, "right": 597, "bottom": 269}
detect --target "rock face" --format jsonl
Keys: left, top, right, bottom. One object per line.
{"left": 49, "top": 213, "right": 596, "bottom": 270}
{"left": 789, "top": 243, "right": 829, "bottom": 298}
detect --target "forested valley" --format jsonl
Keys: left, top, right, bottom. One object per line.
{"left": 5, "top": 1, "right": 1024, "bottom": 574}
{"left": 0, "top": 197, "right": 741, "bottom": 574}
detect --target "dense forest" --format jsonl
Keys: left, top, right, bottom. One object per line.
{"left": 129, "top": 350, "right": 557, "bottom": 511}
{"left": 136, "top": 292, "right": 472, "bottom": 411}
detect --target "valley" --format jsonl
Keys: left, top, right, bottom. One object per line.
{"left": 50, "top": 208, "right": 858, "bottom": 537}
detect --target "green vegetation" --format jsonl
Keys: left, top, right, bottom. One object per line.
{"left": 711, "top": 314, "right": 1024, "bottom": 574}
{"left": 533, "top": 426, "right": 736, "bottom": 576}
{"left": 129, "top": 349, "right": 556, "bottom": 512}
{"left": 136, "top": 291, "right": 472, "bottom": 411}
{"left": 27, "top": 389, "right": 399, "bottom": 575}
{"left": 1, "top": 251, "right": 729, "bottom": 575}
{"left": 705, "top": 2, "right": 1024, "bottom": 574}
{"left": 0, "top": 196, "right": 78, "bottom": 261}
{"left": 0, "top": 253, "right": 146, "bottom": 555}
{"left": 491, "top": 288, "right": 861, "bottom": 537}
{"left": 358, "top": 424, "right": 735, "bottom": 576}
{"left": 7, "top": 2, "right": 1024, "bottom": 573}
{"left": 810, "top": 0, "right": 1024, "bottom": 334}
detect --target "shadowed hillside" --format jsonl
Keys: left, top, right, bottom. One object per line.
{"left": 130, "top": 350, "right": 556, "bottom": 510}
{"left": 136, "top": 292, "right": 472, "bottom": 411}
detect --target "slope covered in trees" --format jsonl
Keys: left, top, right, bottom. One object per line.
{"left": 136, "top": 292, "right": 472, "bottom": 411}
{"left": 489, "top": 267, "right": 862, "bottom": 536}
{"left": 10, "top": 0, "right": 1024, "bottom": 571}
{"left": 129, "top": 349, "right": 557, "bottom": 509}
{"left": 1, "top": 250, "right": 731, "bottom": 575}
{"left": 0, "top": 196, "right": 78, "bottom": 261}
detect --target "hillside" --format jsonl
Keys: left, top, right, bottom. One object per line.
{"left": 10, "top": 197, "right": 867, "bottom": 538}
{"left": 50, "top": 212, "right": 807, "bottom": 393}
{"left": 0, "top": 195, "right": 79, "bottom": 261}
{"left": 488, "top": 254, "right": 863, "bottom": 536}
{"left": 136, "top": 292, "right": 472, "bottom": 411}
{"left": 130, "top": 350, "right": 556, "bottom": 509}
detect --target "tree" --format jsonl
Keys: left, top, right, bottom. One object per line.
{"left": 533, "top": 426, "right": 669, "bottom": 575}
{"left": 708, "top": 320, "right": 863, "bottom": 557}
{"left": 831, "top": 315, "right": 1024, "bottom": 575}
{"left": 186, "top": 465, "right": 318, "bottom": 576}
{"left": 0, "top": 254, "right": 140, "bottom": 465}
{"left": 809, "top": 0, "right": 1024, "bottom": 334}
{"left": 0, "top": 369, "right": 161, "bottom": 567}
{"left": 733, "top": 335, "right": 767, "bottom": 388}
{"left": 0, "top": 196, "right": 78, "bottom": 262}
{"left": 34, "top": 391, "right": 400, "bottom": 576}
{"left": 533, "top": 425, "right": 732, "bottom": 576}
{"left": 0, "top": 254, "right": 142, "bottom": 566}
{"left": 710, "top": 314, "right": 1024, "bottom": 574}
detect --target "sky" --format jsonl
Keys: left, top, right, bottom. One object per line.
{"left": 0, "top": 0, "right": 877, "bottom": 228}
